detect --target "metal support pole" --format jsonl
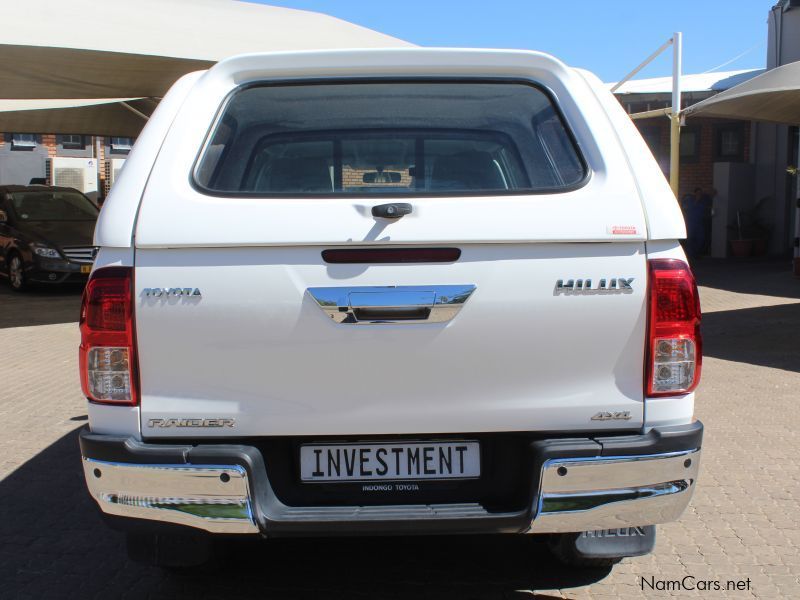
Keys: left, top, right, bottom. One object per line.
{"left": 629, "top": 107, "right": 672, "bottom": 121}
{"left": 611, "top": 38, "right": 674, "bottom": 93}
{"left": 120, "top": 101, "right": 150, "bottom": 121}
{"left": 669, "top": 32, "right": 682, "bottom": 198}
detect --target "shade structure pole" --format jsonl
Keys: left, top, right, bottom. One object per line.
{"left": 610, "top": 38, "right": 674, "bottom": 93}
{"left": 669, "top": 32, "right": 682, "bottom": 198}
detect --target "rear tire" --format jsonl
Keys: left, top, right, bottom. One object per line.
{"left": 8, "top": 254, "right": 27, "bottom": 292}
{"left": 126, "top": 532, "right": 212, "bottom": 569}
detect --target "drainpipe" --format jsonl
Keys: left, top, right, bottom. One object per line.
{"left": 95, "top": 135, "right": 102, "bottom": 199}
{"left": 795, "top": 135, "right": 800, "bottom": 276}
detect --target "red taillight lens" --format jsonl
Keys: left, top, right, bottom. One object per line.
{"left": 646, "top": 259, "right": 702, "bottom": 397}
{"left": 79, "top": 267, "right": 138, "bottom": 405}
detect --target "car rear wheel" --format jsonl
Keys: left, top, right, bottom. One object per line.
{"left": 8, "top": 254, "right": 27, "bottom": 292}
{"left": 126, "top": 532, "right": 212, "bottom": 568}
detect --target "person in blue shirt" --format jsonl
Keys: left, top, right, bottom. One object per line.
{"left": 681, "top": 187, "right": 711, "bottom": 258}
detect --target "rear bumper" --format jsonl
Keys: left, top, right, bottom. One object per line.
{"left": 79, "top": 422, "right": 702, "bottom": 537}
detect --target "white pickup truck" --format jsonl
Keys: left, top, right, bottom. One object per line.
{"left": 78, "top": 49, "right": 703, "bottom": 568}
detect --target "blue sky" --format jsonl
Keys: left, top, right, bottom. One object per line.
{"left": 256, "top": 0, "right": 772, "bottom": 82}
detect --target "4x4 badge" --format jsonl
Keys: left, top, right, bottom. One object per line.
{"left": 591, "top": 411, "right": 632, "bottom": 421}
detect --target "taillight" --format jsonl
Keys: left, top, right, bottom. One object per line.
{"left": 646, "top": 259, "right": 702, "bottom": 397}
{"left": 79, "top": 266, "right": 138, "bottom": 405}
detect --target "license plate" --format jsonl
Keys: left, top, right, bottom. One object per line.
{"left": 80, "top": 264, "right": 92, "bottom": 274}
{"left": 300, "top": 441, "right": 480, "bottom": 482}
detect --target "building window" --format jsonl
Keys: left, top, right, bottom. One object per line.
{"left": 713, "top": 123, "right": 745, "bottom": 161}
{"left": 680, "top": 127, "right": 700, "bottom": 163}
{"left": 57, "top": 134, "right": 86, "bottom": 150}
{"left": 110, "top": 137, "right": 133, "bottom": 154}
{"left": 10, "top": 133, "right": 36, "bottom": 150}
{"left": 639, "top": 126, "right": 662, "bottom": 158}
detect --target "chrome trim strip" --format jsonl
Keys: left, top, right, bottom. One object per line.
{"left": 307, "top": 284, "right": 476, "bottom": 324}
{"left": 539, "top": 450, "right": 699, "bottom": 493}
{"left": 62, "top": 246, "right": 98, "bottom": 264}
{"left": 279, "top": 503, "right": 491, "bottom": 521}
{"left": 82, "top": 459, "right": 259, "bottom": 534}
{"left": 529, "top": 449, "right": 700, "bottom": 533}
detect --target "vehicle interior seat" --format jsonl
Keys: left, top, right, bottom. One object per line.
{"left": 429, "top": 151, "right": 507, "bottom": 191}
{"left": 261, "top": 157, "right": 333, "bottom": 193}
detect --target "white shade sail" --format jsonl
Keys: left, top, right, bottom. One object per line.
{"left": 683, "top": 60, "right": 800, "bottom": 125}
{"left": 0, "top": 98, "right": 157, "bottom": 137}
{"left": 0, "top": 0, "right": 411, "bottom": 99}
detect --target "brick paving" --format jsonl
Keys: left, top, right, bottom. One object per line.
{"left": 0, "top": 260, "right": 798, "bottom": 599}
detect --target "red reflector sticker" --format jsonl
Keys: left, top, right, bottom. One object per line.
{"left": 608, "top": 225, "right": 638, "bottom": 235}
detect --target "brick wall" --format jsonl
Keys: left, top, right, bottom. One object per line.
{"left": 40, "top": 134, "right": 58, "bottom": 157}
{"left": 0, "top": 134, "right": 110, "bottom": 193}
{"left": 342, "top": 166, "right": 413, "bottom": 189}
{"left": 633, "top": 117, "right": 751, "bottom": 199}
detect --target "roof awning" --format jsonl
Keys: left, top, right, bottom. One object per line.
{"left": 0, "top": 98, "right": 157, "bottom": 137}
{"left": 0, "top": 0, "right": 411, "bottom": 136}
{"left": 0, "top": 0, "right": 411, "bottom": 99}
{"left": 683, "top": 60, "right": 800, "bottom": 125}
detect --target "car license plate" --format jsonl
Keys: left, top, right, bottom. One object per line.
{"left": 80, "top": 265, "right": 92, "bottom": 274}
{"left": 300, "top": 441, "right": 480, "bottom": 482}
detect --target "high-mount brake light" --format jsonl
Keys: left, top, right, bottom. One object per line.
{"left": 79, "top": 267, "right": 138, "bottom": 405}
{"left": 646, "top": 259, "right": 702, "bottom": 397}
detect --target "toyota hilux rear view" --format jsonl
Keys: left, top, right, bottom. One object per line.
{"left": 78, "top": 49, "right": 703, "bottom": 569}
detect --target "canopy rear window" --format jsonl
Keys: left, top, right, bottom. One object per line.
{"left": 195, "top": 81, "right": 586, "bottom": 196}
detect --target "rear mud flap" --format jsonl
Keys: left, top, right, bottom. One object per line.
{"left": 563, "top": 525, "right": 656, "bottom": 559}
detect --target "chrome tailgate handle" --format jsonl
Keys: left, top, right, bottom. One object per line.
{"left": 349, "top": 290, "right": 435, "bottom": 322}
{"left": 307, "top": 285, "right": 476, "bottom": 324}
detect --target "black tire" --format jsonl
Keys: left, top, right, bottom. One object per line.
{"left": 126, "top": 532, "right": 212, "bottom": 569}
{"left": 7, "top": 253, "right": 27, "bottom": 292}
{"left": 547, "top": 534, "right": 622, "bottom": 568}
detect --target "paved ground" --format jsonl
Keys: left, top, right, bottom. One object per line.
{"left": 0, "top": 259, "right": 798, "bottom": 599}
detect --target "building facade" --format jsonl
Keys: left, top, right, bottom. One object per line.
{"left": 0, "top": 133, "right": 133, "bottom": 202}
{"left": 614, "top": 71, "right": 762, "bottom": 257}
{"left": 614, "top": 1, "right": 800, "bottom": 259}
{"left": 752, "top": 0, "right": 800, "bottom": 256}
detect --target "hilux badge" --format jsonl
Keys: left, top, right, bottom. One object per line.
{"left": 555, "top": 278, "right": 634, "bottom": 295}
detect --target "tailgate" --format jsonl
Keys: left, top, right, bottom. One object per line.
{"left": 135, "top": 242, "right": 647, "bottom": 437}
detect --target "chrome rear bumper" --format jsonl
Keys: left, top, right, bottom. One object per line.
{"left": 529, "top": 449, "right": 700, "bottom": 533}
{"left": 82, "top": 460, "right": 259, "bottom": 534}
{"left": 80, "top": 424, "right": 702, "bottom": 536}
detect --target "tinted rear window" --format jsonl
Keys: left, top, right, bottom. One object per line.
{"left": 195, "top": 81, "right": 586, "bottom": 196}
